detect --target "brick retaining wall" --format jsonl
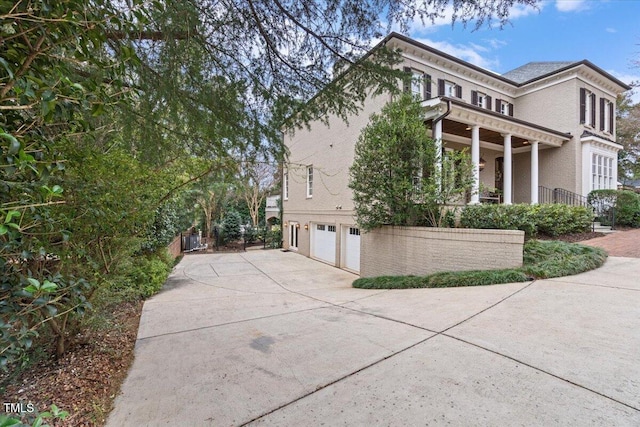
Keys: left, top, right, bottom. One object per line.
{"left": 361, "top": 226, "right": 524, "bottom": 278}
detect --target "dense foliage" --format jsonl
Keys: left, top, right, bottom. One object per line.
{"left": 460, "top": 203, "right": 593, "bottom": 237}
{"left": 349, "top": 94, "right": 473, "bottom": 231}
{"left": 588, "top": 189, "right": 640, "bottom": 227}
{"left": 1, "top": 0, "right": 540, "bottom": 382}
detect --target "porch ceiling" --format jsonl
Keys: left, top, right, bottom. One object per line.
{"left": 441, "top": 119, "right": 529, "bottom": 148}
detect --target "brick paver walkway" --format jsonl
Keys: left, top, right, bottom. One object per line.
{"left": 581, "top": 228, "right": 640, "bottom": 258}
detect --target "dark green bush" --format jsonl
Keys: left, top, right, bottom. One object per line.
{"left": 615, "top": 191, "right": 640, "bottom": 227}
{"left": 532, "top": 204, "right": 592, "bottom": 236}
{"left": 243, "top": 225, "right": 258, "bottom": 243}
{"left": 588, "top": 189, "right": 640, "bottom": 227}
{"left": 222, "top": 210, "right": 242, "bottom": 241}
{"left": 459, "top": 204, "right": 535, "bottom": 236}
{"left": 460, "top": 203, "right": 592, "bottom": 237}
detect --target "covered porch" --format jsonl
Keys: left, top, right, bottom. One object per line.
{"left": 422, "top": 98, "right": 572, "bottom": 204}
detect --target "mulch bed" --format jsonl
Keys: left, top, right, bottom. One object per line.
{"left": 1, "top": 301, "right": 143, "bottom": 426}
{"left": 537, "top": 231, "right": 605, "bottom": 243}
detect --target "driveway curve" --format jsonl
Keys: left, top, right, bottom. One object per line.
{"left": 107, "top": 250, "right": 640, "bottom": 426}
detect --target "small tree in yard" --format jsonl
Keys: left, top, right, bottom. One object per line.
{"left": 222, "top": 210, "right": 242, "bottom": 242}
{"left": 349, "top": 94, "right": 473, "bottom": 231}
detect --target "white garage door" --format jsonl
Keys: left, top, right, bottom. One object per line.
{"left": 311, "top": 224, "right": 336, "bottom": 265}
{"left": 342, "top": 226, "right": 360, "bottom": 273}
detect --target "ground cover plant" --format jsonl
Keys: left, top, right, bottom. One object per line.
{"left": 353, "top": 240, "right": 607, "bottom": 289}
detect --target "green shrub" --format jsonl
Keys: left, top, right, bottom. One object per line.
{"left": 222, "top": 210, "right": 242, "bottom": 241}
{"left": 615, "top": 191, "right": 640, "bottom": 227}
{"left": 353, "top": 240, "right": 607, "bottom": 289}
{"left": 588, "top": 189, "right": 640, "bottom": 227}
{"left": 459, "top": 204, "right": 535, "bottom": 236}
{"left": 460, "top": 203, "right": 592, "bottom": 237}
{"left": 243, "top": 224, "right": 258, "bottom": 243}
{"left": 532, "top": 204, "right": 592, "bottom": 236}
{"left": 106, "top": 251, "right": 172, "bottom": 300}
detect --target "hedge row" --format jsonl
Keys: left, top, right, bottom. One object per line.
{"left": 459, "top": 203, "right": 593, "bottom": 237}
{"left": 588, "top": 189, "right": 640, "bottom": 227}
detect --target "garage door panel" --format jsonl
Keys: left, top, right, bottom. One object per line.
{"left": 312, "top": 224, "right": 336, "bottom": 265}
{"left": 343, "top": 226, "right": 360, "bottom": 273}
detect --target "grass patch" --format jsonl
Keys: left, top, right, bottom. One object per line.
{"left": 353, "top": 240, "right": 607, "bottom": 289}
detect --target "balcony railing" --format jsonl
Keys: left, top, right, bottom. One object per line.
{"left": 538, "top": 186, "right": 587, "bottom": 206}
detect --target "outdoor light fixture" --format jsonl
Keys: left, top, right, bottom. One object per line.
{"left": 479, "top": 157, "right": 486, "bottom": 171}
{"left": 296, "top": 223, "right": 300, "bottom": 229}
{"left": 304, "top": 224, "right": 309, "bottom": 230}
{"left": 284, "top": 222, "right": 288, "bottom": 227}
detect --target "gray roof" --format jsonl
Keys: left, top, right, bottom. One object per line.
{"left": 502, "top": 61, "right": 577, "bottom": 84}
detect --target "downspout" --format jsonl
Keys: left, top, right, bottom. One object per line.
{"left": 432, "top": 99, "right": 451, "bottom": 125}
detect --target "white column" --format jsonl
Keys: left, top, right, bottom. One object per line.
{"left": 530, "top": 141, "right": 539, "bottom": 204}
{"left": 433, "top": 120, "right": 443, "bottom": 179}
{"left": 503, "top": 134, "right": 512, "bottom": 205}
{"left": 470, "top": 125, "right": 480, "bottom": 204}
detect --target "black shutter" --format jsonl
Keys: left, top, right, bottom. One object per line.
{"left": 590, "top": 93, "right": 596, "bottom": 126}
{"left": 437, "top": 78, "right": 445, "bottom": 96}
{"left": 609, "top": 101, "right": 614, "bottom": 133}
{"left": 424, "top": 74, "right": 431, "bottom": 99}
{"left": 471, "top": 90, "right": 478, "bottom": 106}
{"left": 403, "top": 67, "right": 411, "bottom": 93}
{"left": 579, "top": 88, "right": 586, "bottom": 124}
{"left": 508, "top": 103, "right": 514, "bottom": 117}
{"left": 496, "top": 99, "right": 502, "bottom": 113}
{"left": 455, "top": 85, "right": 462, "bottom": 99}
{"left": 599, "top": 98, "right": 605, "bottom": 131}
{"left": 486, "top": 95, "right": 492, "bottom": 110}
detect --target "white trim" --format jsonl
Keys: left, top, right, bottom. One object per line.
{"left": 580, "top": 135, "right": 623, "bottom": 151}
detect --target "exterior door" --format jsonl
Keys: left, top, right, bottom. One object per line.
{"left": 342, "top": 226, "right": 361, "bottom": 273}
{"left": 311, "top": 224, "right": 336, "bottom": 265}
{"left": 289, "top": 222, "right": 298, "bottom": 250}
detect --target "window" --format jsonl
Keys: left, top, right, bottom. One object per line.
{"left": 472, "top": 91, "right": 492, "bottom": 109}
{"left": 403, "top": 68, "right": 431, "bottom": 100}
{"left": 580, "top": 88, "right": 596, "bottom": 126}
{"left": 328, "top": 225, "right": 336, "bottom": 232}
{"left": 600, "top": 98, "right": 614, "bottom": 133}
{"left": 438, "top": 79, "right": 462, "bottom": 98}
{"left": 591, "top": 153, "right": 615, "bottom": 191}
{"left": 306, "top": 165, "right": 313, "bottom": 198}
{"left": 349, "top": 227, "right": 360, "bottom": 236}
{"left": 495, "top": 99, "right": 513, "bottom": 116}
{"left": 317, "top": 224, "right": 325, "bottom": 231}
{"left": 283, "top": 171, "right": 289, "bottom": 200}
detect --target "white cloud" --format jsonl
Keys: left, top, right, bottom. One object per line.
{"left": 414, "top": 38, "right": 500, "bottom": 71}
{"left": 606, "top": 27, "right": 617, "bottom": 33}
{"left": 608, "top": 70, "right": 640, "bottom": 104}
{"left": 555, "top": 0, "right": 589, "bottom": 12}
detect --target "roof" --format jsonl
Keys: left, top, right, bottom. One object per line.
{"left": 502, "top": 62, "right": 576, "bottom": 83}
{"left": 383, "top": 33, "right": 632, "bottom": 91}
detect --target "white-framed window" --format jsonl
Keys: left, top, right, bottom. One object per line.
{"left": 591, "top": 153, "right": 615, "bottom": 191}
{"left": 476, "top": 92, "right": 487, "bottom": 108}
{"left": 444, "top": 81, "right": 456, "bottom": 97}
{"left": 283, "top": 171, "right": 289, "bottom": 200}
{"left": 306, "top": 165, "right": 313, "bottom": 198}
{"left": 602, "top": 99, "right": 614, "bottom": 133}
{"left": 581, "top": 88, "right": 596, "bottom": 127}
{"left": 501, "top": 101, "right": 509, "bottom": 115}
{"left": 411, "top": 71, "right": 424, "bottom": 99}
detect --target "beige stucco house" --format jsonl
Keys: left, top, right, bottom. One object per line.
{"left": 282, "top": 33, "right": 631, "bottom": 274}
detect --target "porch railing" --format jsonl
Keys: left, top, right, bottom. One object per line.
{"left": 538, "top": 186, "right": 615, "bottom": 230}
{"left": 538, "top": 186, "right": 588, "bottom": 206}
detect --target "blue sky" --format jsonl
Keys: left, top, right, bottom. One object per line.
{"left": 404, "top": 0, "right": 640, "bottom": 102}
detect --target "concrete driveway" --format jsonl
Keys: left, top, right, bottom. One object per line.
{"left": 108, "top": 250, "right": 640, "bottom": 426}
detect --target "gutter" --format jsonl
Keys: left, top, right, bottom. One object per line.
{"left": 432, "top": 99, "right": 451, "bottom": 124}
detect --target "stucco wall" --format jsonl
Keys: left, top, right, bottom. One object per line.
{"left": 360, "top": 226, "right": 524, "bottom": 278}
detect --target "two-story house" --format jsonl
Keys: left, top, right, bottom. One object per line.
{"left": 282, "top": 33, "right": 631, "bottom": 274}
